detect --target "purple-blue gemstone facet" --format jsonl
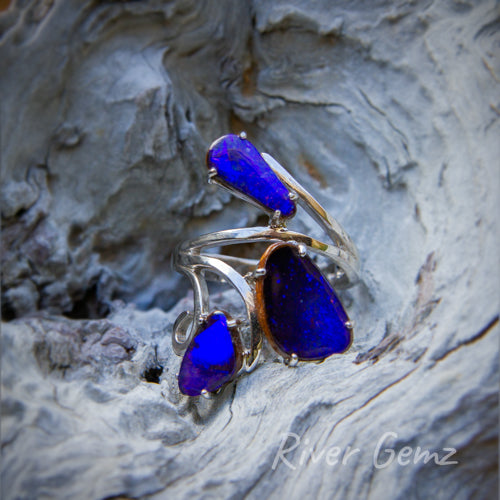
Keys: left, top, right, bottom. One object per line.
{"left": 207, "top": 134, "right": 296, "bottom": 218}
{"left": 259, "top": 244, "right": 352, "bottom": 361}
{"left": 178, "top": 312, "right": 238, "bottom": 396}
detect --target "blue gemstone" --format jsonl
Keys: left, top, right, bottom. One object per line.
{"left": 258, "top": 244, "right": 352, "bottom": 360}
{"left": 178, "top": 313, "right": 239, "bottom": 396}
{"left": 207, "top": 134, "right": 296, "bottom": 218}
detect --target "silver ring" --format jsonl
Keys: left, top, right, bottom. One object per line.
{"left": 172, "top": 132, "right": 359, "bottom": 398}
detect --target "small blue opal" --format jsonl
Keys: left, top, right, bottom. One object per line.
{"left": 258, "top": 244, "right": 352, "bottom": 361}
{"left": 178, "top": 312, "right": 238, "bottom": 396}
{"left": 207, "top": 134, "right": 296, "bottom": 218}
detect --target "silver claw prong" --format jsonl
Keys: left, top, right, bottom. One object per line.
{"left": 269, "top": 210, "right": 284, "bottom": 228}
{"left": 297, "top": 244, "right": 307, "bottom": 257}
{"left": 239, "top": 131, "right": 247, "bottom": 139}
{"left": 254, "top": 268, "right": 266, "bottom": 277}
{"left": 289, "top": 191, "right": 298, "bottom": 201}
{"left": 198, "top": 314, "right": 208, "bottom": 324}
{"left": 289, "top": 354, "right": 299, "bottom": 367}
{"left": 208, "top": 168, "right": 218, "bottom": 183}
{"left": 201, "top": 389, "right": 212, "bottom": 399}
{"left": 227, "top": 318, "right": 238, "bottom": 328}
{"left": 345, "top": 320, "right": 354, "bottom": 330}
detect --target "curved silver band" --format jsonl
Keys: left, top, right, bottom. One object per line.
{"left": 172, "top": 148, "right": 359, "bottom": 373}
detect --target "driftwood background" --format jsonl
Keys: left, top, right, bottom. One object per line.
{"left": 1, "top": 1, "right": 498, "bottom": 499}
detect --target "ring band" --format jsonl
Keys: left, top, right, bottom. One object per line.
{"left": 172, "top": 133, "right": 359, "bottom": 397}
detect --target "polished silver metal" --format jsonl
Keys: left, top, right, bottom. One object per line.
{"left": 208, "top": 168, "right": 218, "bottom": 182}
{"left": 288, "top": 354, "right": 299, "bottom": 367}
{"left": 173, "top": 135, "right": 360, "bottom": 393}
{"left": 262, "top": 152, "right": 359, "bottom": 264}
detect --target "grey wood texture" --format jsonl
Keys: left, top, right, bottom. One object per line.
{"left": 1, "top": 1, "right": 498, "bottom": 499}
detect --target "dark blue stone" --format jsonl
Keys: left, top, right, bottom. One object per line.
{"left": 178, "top": 313, "right": 238, "bottom": 396}
{"left": 259, "top": 244, "right": 352, "bottom": 360}
{"left": 207, "top": 134, "right": 296, "bottom": 217}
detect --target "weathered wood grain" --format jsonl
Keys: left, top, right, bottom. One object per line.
{"left": 1, "top": 1, "right": 498, "bottom": 499}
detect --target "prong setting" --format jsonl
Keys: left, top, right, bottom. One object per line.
{"left": 227, "top": 318, "right": 239, "bottom": 328}
{"left": 208, "top": 168, "right": 218, "bottom": 183}
{"left": 197, "top": 313, "right": 208, "bottom": 324}
{"left": 239, "top": 131, "right": 247, "bottom": 140}
{"left": 269, "top": 210, "right": 286, "bottom": 228}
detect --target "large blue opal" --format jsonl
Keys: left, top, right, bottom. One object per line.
{"left": 206, "top": 134, "right": 296, "bottom": 217}
{"left": 257, "top": 244, "right": 352, "bottom": 361}
{"left": 178, "top": 312, "right": 239, "bottom": 396}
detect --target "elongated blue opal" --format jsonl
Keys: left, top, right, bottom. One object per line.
{"left": 257, "top": 244, "right": 352, "bottom": 361}
{"left": 178, "top": 312, "right": 239, "bottom": 396}
{"left": 207, "top": 134, "right": 296, "bottom": 217}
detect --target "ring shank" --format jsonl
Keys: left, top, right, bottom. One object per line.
{"left": 176, "top": 226, "right": 359, "bottom": 287}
